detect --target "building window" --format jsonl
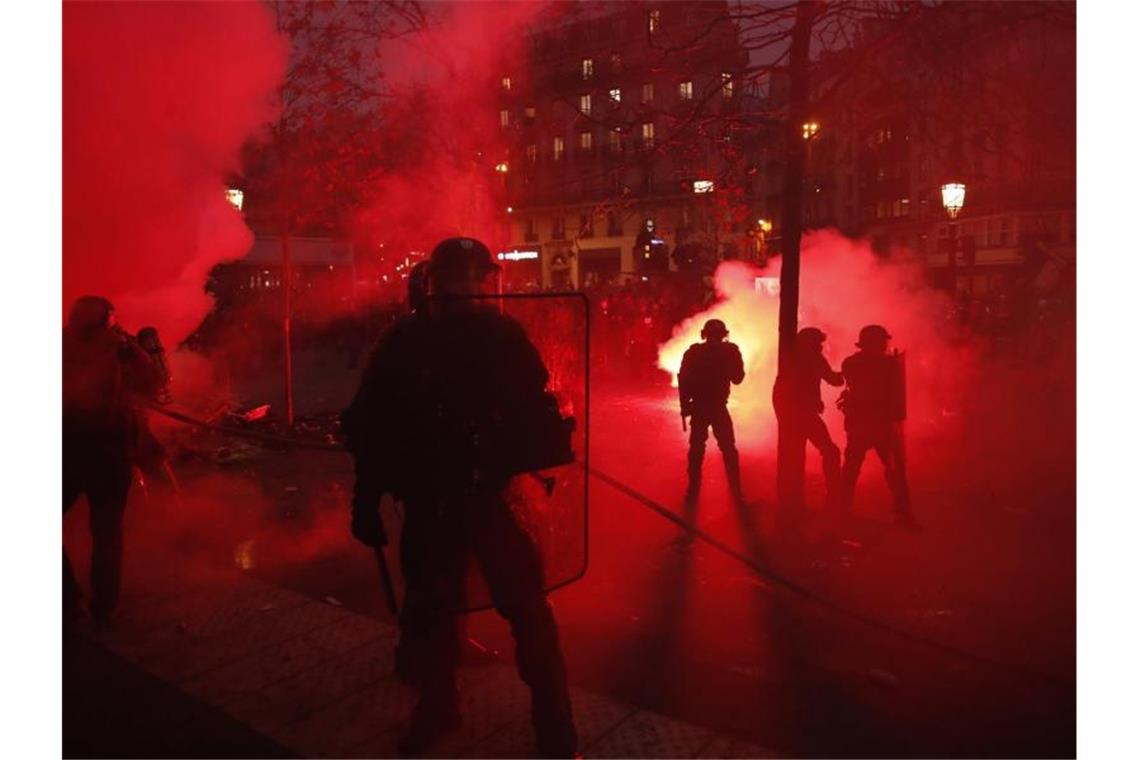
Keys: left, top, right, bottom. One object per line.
{"left": 607, "top": 211, "right": 622, "bottom": 236}
{"left": 608, "top": 129, "right": 622, "bottom": 152}
{"left": 553, "top": 136, "right": 564, "bottom": 161}
{"left": 609, "top": 87, "right": 621, "bottom": 103}
{"left": 579, "top": 131, "right": 593, "bottom": 151}
{"left": 648, "top": 8, "right": 661, "bottom": 34}
{"left": 500, "top": 109, "right": 510, "bottom": 128}
{"left": 641, "top": 122, "right": 655, "bottom": 148}
{"left": 579, "top": 214, "right": 594, "bottom": 238}
{"left": 678, "top": 81, "right": 693, "bottom": 100}
{"left": 581, "top": 57, "right": 594, "bottom": 80}
{"left": 526, "top": 144, "right": 537, "bottom": 163}
{"left": 552, "top": 216, "right": 565, "bottom": 240}
{"left": 524, "top": 218, "right": 538, "bottom": 242}
{"left": 721, "top": 72, "right": 734, "bottom": 99}
{"left": 525, "top": 105, "right": 536, "bottom": 120}
{"left": 642, "top": 82, "right": 654, "bottom": 102}
{"left": 580, "top": 93, "right": 592, "bottom": 115}
{"left": 501, "top": 76, "right": 511, "bottom": 91}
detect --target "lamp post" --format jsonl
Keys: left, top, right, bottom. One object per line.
{"left": 941, "top": 182, "right": 966, "bottom": 298}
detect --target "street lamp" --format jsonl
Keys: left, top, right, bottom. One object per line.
{"left": 801, "top": 121, "right": 820, "bottom": 140}
{"left": 940, "top": 182, "right": 966, "bottom": 220}
{"left": 940, "top": 182, "right": 967, "bottom": 298}
{"left": 225, "top": 188, "right": 244, "bottom": 211}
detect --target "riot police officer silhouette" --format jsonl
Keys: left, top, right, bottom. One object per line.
{"left": 342, "top": 238, "right": 577, "bottom": 757}
{"left": 839, "top": 324, "right": 916, "bottom": 527}
{"left": 678, "top": 319, "right": 746, "bottom": 504}
{"left": 63, "top": 296, "right": 164, "bottom": 625}
{"left": 773, "top": 327, "right": 844, "bottom": 508}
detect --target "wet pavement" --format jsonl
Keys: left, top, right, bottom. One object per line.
{"left": 65, "top": 370, "right": 1075, "bottom": 757}
{"left": 65, "top": 555, "right": 775, "bottom": 758}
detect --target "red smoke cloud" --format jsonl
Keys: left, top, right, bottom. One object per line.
{"left": 63, "top": 1, "right": 288, "bottom": 341}
{"left": 659, "top": 230, "right": 979, "bottom": 449}
{"left": 355, "top": 2, "right": 558, "bottom": 253}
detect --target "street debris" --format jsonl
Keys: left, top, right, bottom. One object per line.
{"left": 230, "top": 404, "right": 271, "bottom": 423}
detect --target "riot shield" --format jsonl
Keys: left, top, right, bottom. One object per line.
{"left": 377, "top": 292, "right": 590, "bottom": 614}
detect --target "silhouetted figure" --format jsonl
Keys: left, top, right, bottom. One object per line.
{"left": 839, "top": 324, "right": 915, "bottom": 526}
{"left": 678, "top": 319, "right": 745, "bottom": 504}
{"left": 63, "top": 296, "right": 164, "bottom": 625}
{"left": 773, "top": 327, "right": 844, "bottom": 508}
{"left": 342, "top": 238, "right": 577, "bottom": 757}
{"left": 131, "top": 326, "right": 179, "bottom": 492}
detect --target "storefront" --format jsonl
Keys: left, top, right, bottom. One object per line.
{"left": 578, "top": 246, "right": 622, "bottom": 288}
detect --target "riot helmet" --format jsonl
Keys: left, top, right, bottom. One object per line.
{"left": 856, "top": 324, "right": 892, "bottom": 351}
{"left": 701, "top": 319, "right": 728, "bottom": 341}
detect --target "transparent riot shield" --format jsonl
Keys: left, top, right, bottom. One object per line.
{"left": 377, "top": 292, "right": 589, "bottom": 615}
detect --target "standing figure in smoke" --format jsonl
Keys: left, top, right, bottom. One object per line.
{"left": 678, "top": 319, "right": 746, "bottom": 505}
{"left": 773, "top": 327, "right": 845, "bottom": 509}
{"left": 839, "top": 324, "right": 916, "bottom": 527}
{"left": 342, "top": 238, "right": 578, "bottom": 757}
{"left": 131, "top": 326, "right": 179, "bottom": 492}
{"left": 63, "top": 296, "right": 164, "bottom": 626}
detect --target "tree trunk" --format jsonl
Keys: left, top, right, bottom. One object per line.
{"left": 775, "top": 0, "right": 819, "bottom": 509}
{"left": 281, "top": 232, "right": 295, "bottom": 428}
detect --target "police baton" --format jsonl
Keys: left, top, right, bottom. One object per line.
{"left": 372, "top": 546, "right": 399, "bottom": 617}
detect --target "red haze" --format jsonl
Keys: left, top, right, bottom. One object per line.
{"left": 355, "top": 2, "right": 558, "bottom": 255}
{"left": 659, "top": 230, "right": 980, "bottom": 449}
{"left": 63, "top": 1, "right": 288, "bottom": 341}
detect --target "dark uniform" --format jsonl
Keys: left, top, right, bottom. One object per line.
{"left": 131, "top": 326, "right": 178, "bottom": 490}
{"left": 773, "top": 327, "right": 844, "bottom": 508}
{"left": 63, "top": 296, "right": 163, "bottom": 624}
{"left": 342, "top": 238, "right": 577, "bottom": 757}
{"left": 839, "top": 325, "right": 914, "bottom": 524}
{"left": 678, "top": 319, "right": 745, "bottom": 502}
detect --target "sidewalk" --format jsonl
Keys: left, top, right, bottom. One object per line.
{"left": 66, "top": 560, "right": 778, "bottom": 758}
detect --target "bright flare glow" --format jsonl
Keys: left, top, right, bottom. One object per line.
{"left": 757, "top": 218, "right": 772, "bottom": 233}
{"left": 657, "top": 261, "right": 776, "bottom": 394}
{"left": 693, "top": 180, "right": 715, "bottom": 193}
{"left": 495, "top": 162, "right": 510, "bottom": 173}
{"left": 941, "top": 182, "right": 966, "bottom": 219}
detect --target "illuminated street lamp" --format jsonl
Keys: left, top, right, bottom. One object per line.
{"left": 757, "top": 218, "right": 773, "bottom": 233}
{"left": 495, "top": 162, "right": 509, "bottom": 174}
{"left": 940, "top": 181, "right": 967, "bottom": 297}
{"left": 801, "top": 120, "right": 820, "bottom": 140}
{"left": 940, "top": 182, "right": 966, "bottom": 220}
{"left": 692, "top": 179, "right": 715, "bottom": 193}
{"left": 225, "top": 188, "right": 244, "bottom": 211}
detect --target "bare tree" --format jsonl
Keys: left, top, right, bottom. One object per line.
{"left": 241, "top": 0, "right": 426, "bottom": 425}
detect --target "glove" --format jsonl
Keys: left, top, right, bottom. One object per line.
{"left": 351, "top": 502, "right": 387, "bottom": 548}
